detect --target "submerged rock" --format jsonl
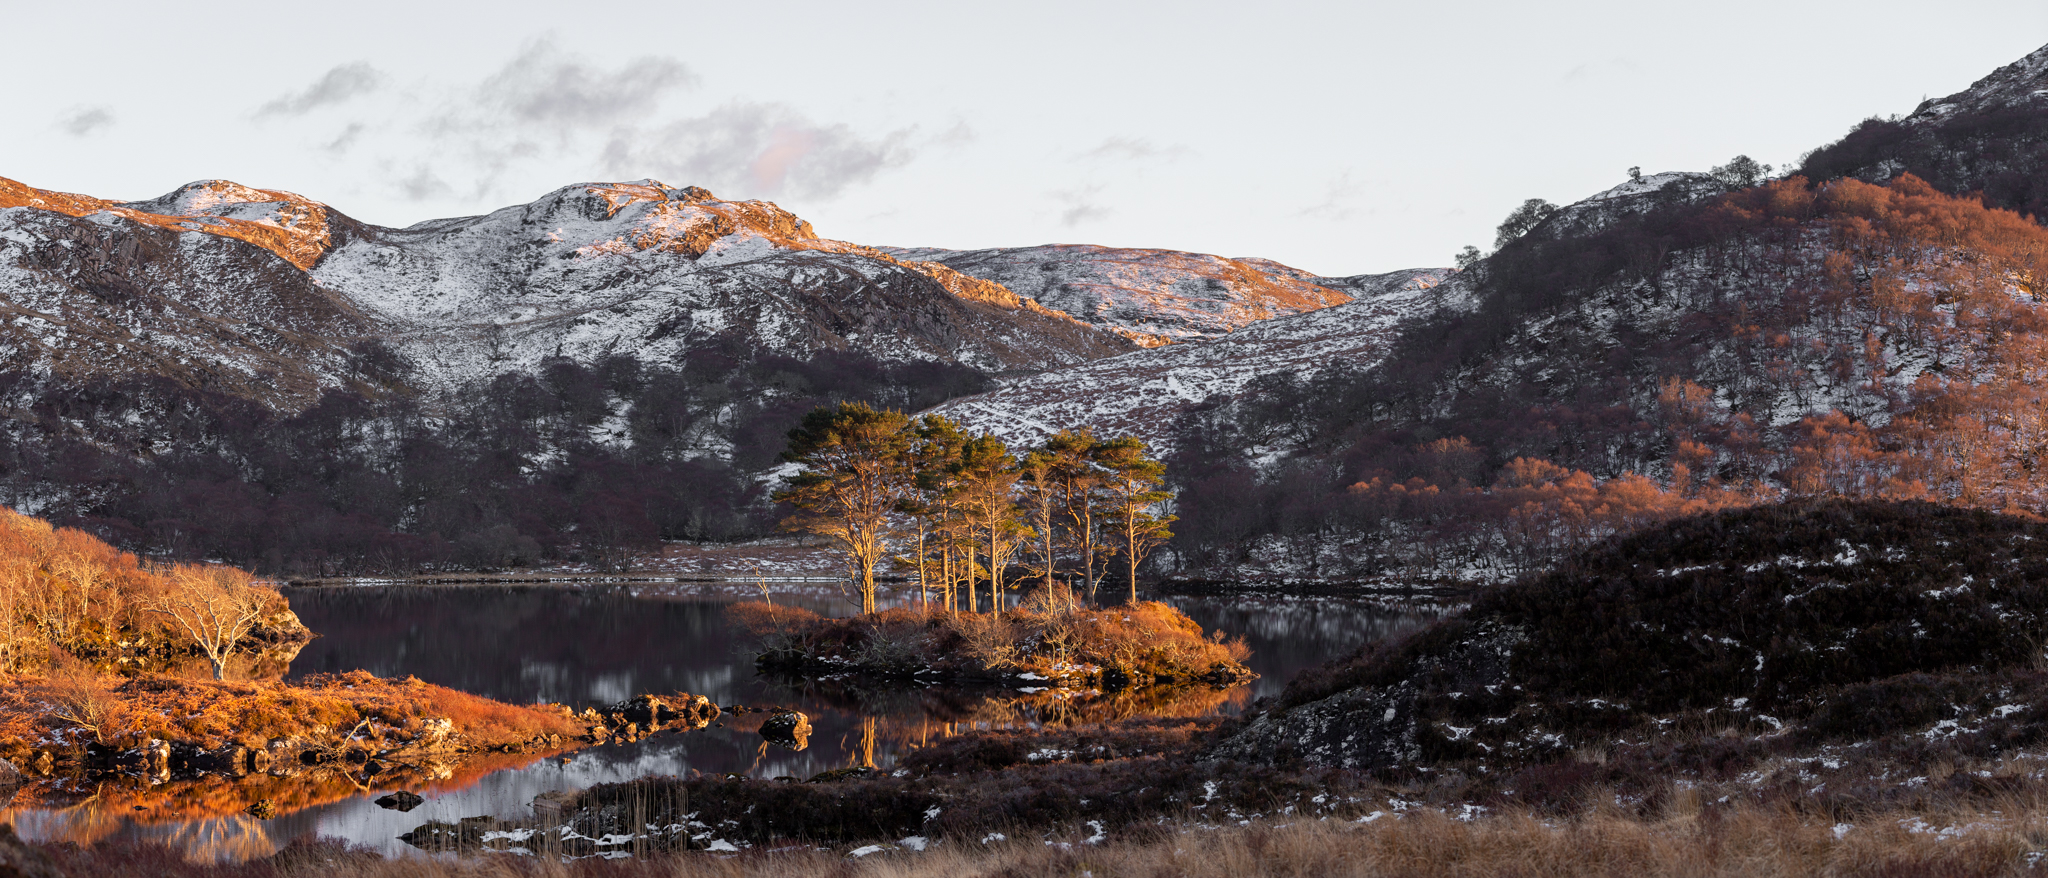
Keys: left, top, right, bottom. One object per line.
{"left": 759, "top": 711, "right": 812, "bottom": 751}
{"left": 375, "top": 791, "right": 425, "bottom": 812}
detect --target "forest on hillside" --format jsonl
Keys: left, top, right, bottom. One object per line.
{"left": 0, "top": 346, "right": 987, "bottom": 576}
{"left": 1165, "top": 173, "right": 2048, "bottom": 579}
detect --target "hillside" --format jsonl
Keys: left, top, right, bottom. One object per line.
{"left": 0, "top": 176, "right": 1137, "bottom": 414}
{"left": 1153, "top": 42, "right": 2048, "bottom": 580}
{"left": 1800, "top": 43, "right": 2048, "bottom": 218}
{"left": 1218, "top": 500, "right": 2048, "bottom": 779}
{"left": 883, "top": 244, "right": 1381, "bottom": 346}
{"left": 930, "top": 267, "right": 1451, "bottom": 450}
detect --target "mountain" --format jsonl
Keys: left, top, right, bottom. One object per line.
{"left": 0, "top": 177, "right": 1137, "bottom": 412}
{"left": 1156, "top": 42, "right": 2048, "bottom": 581}
{"left": 928, "top": 267, "right": 1451, "bottom": 450}
{"left": 881, "top": 244, "right": 1369, "bottom": 346}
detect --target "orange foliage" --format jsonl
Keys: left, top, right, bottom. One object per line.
{"left": 0, "top": 507, "right": 294, "bottom": 674}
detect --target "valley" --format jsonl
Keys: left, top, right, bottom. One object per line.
{"left": 1, "top": 33, "right": 2048, "bottom": 878}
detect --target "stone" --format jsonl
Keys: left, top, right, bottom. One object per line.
{"left": 759, "top": 711, "right": 812, "bottom": 751}
{"left": 375, "top": 791, "right": 425, "bottom": 812}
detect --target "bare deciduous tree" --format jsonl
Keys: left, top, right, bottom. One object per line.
{"left": 148, "top": 566, "right": 273, "bottom": 680}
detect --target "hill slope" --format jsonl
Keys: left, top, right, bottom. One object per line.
{"left": 883, "top": 244, "right": 1377, "bottom": 346}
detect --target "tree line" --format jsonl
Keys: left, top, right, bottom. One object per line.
{"left": 0, "top": 507, "right": 288, "bottom": 680}
{"left": 773, "top": 403, "right": 1173, "bottom": 615}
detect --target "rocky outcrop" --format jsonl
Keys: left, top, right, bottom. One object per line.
{"left": 758, "top": 711, "right": 811, "bottom": 750}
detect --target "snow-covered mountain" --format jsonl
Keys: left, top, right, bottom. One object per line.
{"left": 929, "top": 268, "right": 1454, "bottom": 450}
{"left": 881, "top": 244, "right": 1368, "bottom": 346}
{"left": 0, "top": 177, "right": 1139, "bottom": 410}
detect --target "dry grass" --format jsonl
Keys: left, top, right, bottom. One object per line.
{"left": 32, "top": 798, "right": 2048, "bottom": 877}
{"left": 0, "top": 669, "right": 583, "bottom": 760}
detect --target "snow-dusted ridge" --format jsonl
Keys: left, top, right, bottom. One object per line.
{"left": 0, "top": 175, "right": 1137, "bottom": 409}
{"left": 929, "top": 268, "right": 1457, "bottom": 450}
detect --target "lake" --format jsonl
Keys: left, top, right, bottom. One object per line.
{"left": 3, "top": 583, "right": 1452, "bottom": 861}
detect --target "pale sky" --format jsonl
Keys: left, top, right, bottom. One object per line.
{"left": 5, "top": 1, "right": 2044, "bottom": 276}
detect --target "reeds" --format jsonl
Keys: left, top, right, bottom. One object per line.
{"left": 36, "top": 796, "right": 2048, "bottom": 877}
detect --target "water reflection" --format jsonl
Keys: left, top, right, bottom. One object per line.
{"left": 5, "top": 584, "right": 1451, "bottom": 860}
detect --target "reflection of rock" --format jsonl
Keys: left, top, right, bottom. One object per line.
{"left": 375, "top": 791, "right": 424, "bottom": 812}
{"left": 759, "top": 711, "right": 812, "bottom": 750}
{"left": 0, "top": 823, "right": 65, "bottom": 878}
{"left": 611, "top": 693, "right": 721, "bottom": 729}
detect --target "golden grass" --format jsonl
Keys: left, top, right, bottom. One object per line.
{"left": 42, "top": 796, "right": 2048, "bottom": 877}
{"left": 0, "top": 670, "right": 580, "bottom": 758}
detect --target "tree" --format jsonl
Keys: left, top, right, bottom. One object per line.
{"left": 1455, "top": 245, "right": 1486, "bottom": 271}
{"left": 1044, "top": 430, "right": 1108, "bottom": 601}
{"left": 951, "top": 435, "right": 1025, "bottom": 616}
{"left": 773, "top": 402, "right": 913, "bottom": 614}
{"left": 148, "top": 566, "right": 274, "bottom": 680}
{"left": 1494, "top": 198, "right": 1560, "bottom": 250}
{"left": 899, "top": 415, "right": 967, "bottom": 611}
{"left": 1709, "top": 154, "right": 1774, "bottom": 189}
{"left": 1095, "top": 437, "right": 1175, "bottom": 604}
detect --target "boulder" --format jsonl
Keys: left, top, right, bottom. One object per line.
{"left": 759, "top": 711, "right": 812, "bottom": 751}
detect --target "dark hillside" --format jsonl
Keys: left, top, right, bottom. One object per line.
{"left": 1800, "top": 45, "right": 2048, "bottom": 220}
{"left": 1217, "top": 500, "right": 2048, "bottom": 774}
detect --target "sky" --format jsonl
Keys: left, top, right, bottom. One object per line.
{"left": 4, "top": 1, "right": 2044, "bottom": 276}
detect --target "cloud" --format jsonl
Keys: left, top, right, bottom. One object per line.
{"left": 934, "top": 121, "right": 976, "bottom": 147}
{"left": 605, "top": 102, "right": 913, "bottom": 200}
{"left": 1298, "top": 170, "right": 1366, "bottom": 220}
{"left": 325, "top": 123, "right": 367, "bottom": 154}
{"left": 57, "top": 107, "right": 113, "bottom": 137}
{"left": 1051, "top": 186, "right": 1110, "bottom": 227}
{"left": 259, "top": 62, "right": 384, "bottom": 116}
{"left": 479, "top": 42, "right": 695, "bottom": 131}
{"left": 398, "top": 166, "right": 455, "bottom": 201}
{"left": 1079, "top": 137, "right": 1191, "bottom": 162}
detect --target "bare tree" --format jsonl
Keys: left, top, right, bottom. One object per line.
{"left": 148, "top": 566, "right": 273, "bottom": 680}
{"left": 43, "top": 646, "right": 127, "bottom": 745}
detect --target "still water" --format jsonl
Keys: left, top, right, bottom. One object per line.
{"left": 5, "top": 584, "right": 1451, "bottom": 860}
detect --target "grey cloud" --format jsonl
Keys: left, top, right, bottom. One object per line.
{"left": 1298, "top": 170, "right": 1365, "bottom": 220}
{"left": 605, "top": 102, "right": 912, "bottom": 201}
{"left": 1052, "top": 187, "right": 1110, "bottom": 226}
{"left": 57, "top": 107, "right": 113, "bottom": 136}
{"left": 480, "top": 42, "right": 695, "bottom": 130}
{"left": 398, "top": 166, "right": 455, "bottom": 201}
{"left": 1080, "top": 137, "right": 1190, "bottom": 162}
{"left": 326, "top": 123, "right": 367, "bottom": 154}
{"left": 935, "top": 121, "right": 976, "bottom": 147}
{"left": 259, "top": 62, "right": 384, "bottom": 116}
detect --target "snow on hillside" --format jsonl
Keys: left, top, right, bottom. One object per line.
{"left": 881, "top": 244, "right": 1360, "bottom": 346}
{"left": 1909, "top": 42, "right": 2048, "bottom": 123}
{"left": 0, "top": 177, "right": 1135, "bottom": 409}
{"left": 929, "top": 268, "right": 1457, "bottom": 450}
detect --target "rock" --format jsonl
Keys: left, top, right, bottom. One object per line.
{"left": 0, "top": 760, "right": 20, "bottom": 793}
{"left": 759, "top": 711, "right": 812, "bottom": 751}
{"left": 0, "top": 824, "right": 64, "bottom": 878}
{"left": 375, "top": 791, "right": 425, "bottom": 812}
{"left": 247, "top": 800, "right": 277, "bottom": 819}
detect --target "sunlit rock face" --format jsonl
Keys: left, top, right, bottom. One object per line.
{"left": 882, "top": 244, "right": 1396, "bottom": 346}
{"left": 0, "top": 176, "right": 1137, "bottom": 412}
